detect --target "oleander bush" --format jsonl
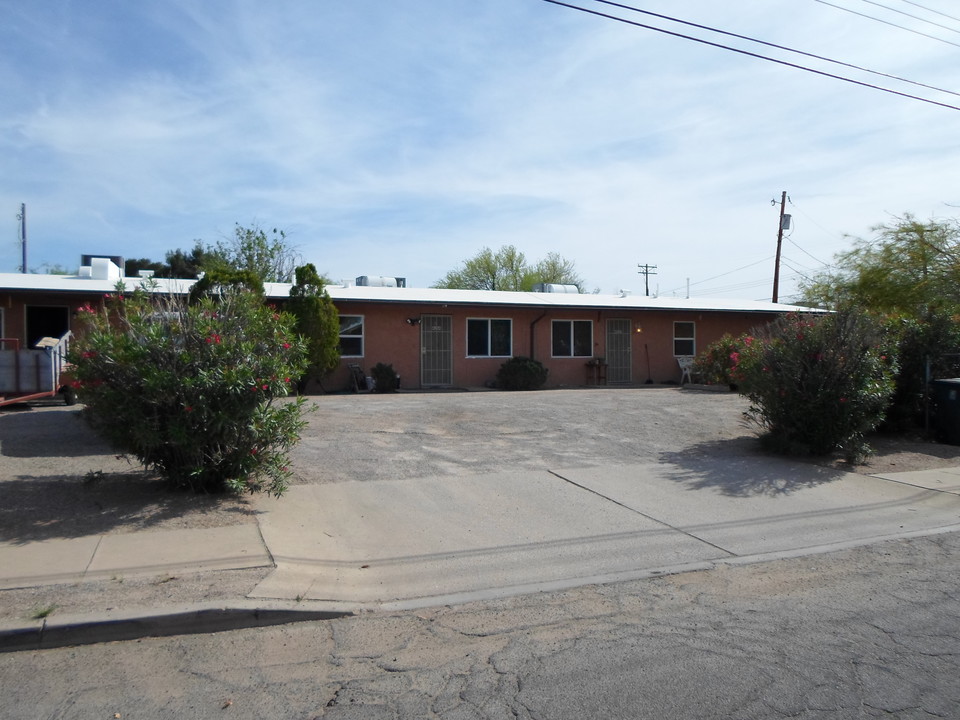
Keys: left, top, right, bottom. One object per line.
{"left": 69, "top": 285, "right": 308, "bottom": 495}
{"left": 694, "top": 333, "right": 746, "bottom": 388}
{"left": 734, "top": 311, "right": 897, "bottom": 462}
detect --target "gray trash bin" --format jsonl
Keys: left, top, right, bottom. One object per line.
{"left": 932, "top": 378, "right": 960, "bottom": 445}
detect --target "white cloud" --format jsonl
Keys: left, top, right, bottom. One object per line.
{"left": 2, "top": 0, "right": 958, "bottom": 301}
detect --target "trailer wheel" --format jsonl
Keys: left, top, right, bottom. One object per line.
{"left": 61, "top": 387, "right": 78, "bottom": 406}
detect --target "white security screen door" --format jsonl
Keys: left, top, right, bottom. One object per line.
{"left": 421, "top": 315, "right": 453, "bottom": 386}
{"left": 606, "top": 318, "right": 632, "bottom": 384}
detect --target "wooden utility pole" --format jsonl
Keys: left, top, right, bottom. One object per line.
{"left": 19, "top": 203, "right": 27, "bottom": 274}
{"left": 637, "top": 263, "right": 658, "bottom": 297}
{"left": 772, "top": 191, "right": 786, "bottom": 303}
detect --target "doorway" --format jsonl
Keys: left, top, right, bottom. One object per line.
{"left": 421, "top": 315, "right": 453, "bottom": 386}
{"left": 606, "top": 318, "right": 632, "bottom": 384}
{"left": 25, "top": 306, "right": 70, "bottom": 348}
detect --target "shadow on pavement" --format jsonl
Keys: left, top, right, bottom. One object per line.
{"left": 659, "top": 438, "right": 850, "bottom": 497}
{"left": 0, "top": 473, "right": 254, "bottom": 545}
{"left": 0, "top": 406, "right": 114, "bottom": 458}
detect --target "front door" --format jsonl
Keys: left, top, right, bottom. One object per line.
{"left": 606, "top": 318, "right": 632, "bottom": 384}
{"left": 421, "top": 315, "right": 453, "bottom": 386}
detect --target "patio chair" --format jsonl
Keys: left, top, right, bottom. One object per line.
{"left": 677, "top": 356, "right": 695, "bottom": 385}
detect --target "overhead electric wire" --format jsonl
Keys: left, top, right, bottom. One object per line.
{"left": 855, "top": 0, "right": 960, "bottom": 35}
{"left": 541, "top": 0, "right": 960, "bottom": 111}
{"left": 787, "top": 237, "right": 831, "bottom": 267}
{"left": 591, "top": 0, "right": 960, "bottom": 98}
{"left": 661, "top": 256, "right": 774, "bottom": 296}
{"left": 896, "top": 0, "right": 960, "bottom": 25}
{"left": 814, "top": 0, "right": 960, "bottom": 48}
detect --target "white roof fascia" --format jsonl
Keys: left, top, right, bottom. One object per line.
{"left": 0, "top": 273, "right": 818, "bottom": 314}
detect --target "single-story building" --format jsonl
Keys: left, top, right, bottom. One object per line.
{"left": 0, "top": 260, "right": 814, "bottom": 391}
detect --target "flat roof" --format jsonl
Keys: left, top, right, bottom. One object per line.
{"left": 0, "top": 272, "right": 816, "bottom": 314}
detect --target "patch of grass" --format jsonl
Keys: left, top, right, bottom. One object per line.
{"left": 30, "top": 604, "right": 57, "bottom": 620}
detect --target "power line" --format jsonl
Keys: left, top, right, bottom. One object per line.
{"left": 855, "top": 0, "right": 960, "bottom": 36}
{"left": 786, "top": 237, "right": 832, "bottom": 268}
{"left": 662, "top": 256, "right": 774, "bottom": 296}
{"left": 540, "top": 0, "right": 960, "bottom": 111}
{"left": 814, "top": 0, "right": 960, "bottom": 48}
{"left": 895, "top": 0, "right": 960, "bottom": 26}
{"left": 591, "top": 0, "right": 960, "bottom": 98}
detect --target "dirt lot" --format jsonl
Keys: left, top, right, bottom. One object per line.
{"left": 2, "top": 386, "right": 959, "bottom": 544}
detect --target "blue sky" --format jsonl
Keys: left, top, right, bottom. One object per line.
{"left": 2, "top": 1, "right": 958, "bottom": 301}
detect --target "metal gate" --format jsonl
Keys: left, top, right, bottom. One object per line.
{"left": 421, "top": 315, "right": 453, "bottom": 386}
{"left": 606, "top": 318, "right": 632, "bottom": 384}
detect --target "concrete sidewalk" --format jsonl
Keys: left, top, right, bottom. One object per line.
{"left": 2, "top": 460, "right": 960, "bottom": 650}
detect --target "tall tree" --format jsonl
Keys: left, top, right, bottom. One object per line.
{"left": 799, "top": 214, "right": 960, "bottom": 429}
{"left": 433, "top": 245, "right": 583, "bottom": 292}
{"left": 800, "top": 214, "right": 960, "bottom": 315}
{"left": 124, "top": 258, "right": 167, "bottom": 277}
{"left": 210, "top": 224, "right": 301, "bottom": 283}
{"left": 530, "top": 252, "right": 585, "bottom": 291}
{"left": 287, "top": 263, "right": 341, "bottom": 388}
{"left": 162, "top": 242, "right": 224, "bottom": 279}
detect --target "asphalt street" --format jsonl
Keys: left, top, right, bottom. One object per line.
{"left": 2, "top": 530, "right": 958, "bottom": 719}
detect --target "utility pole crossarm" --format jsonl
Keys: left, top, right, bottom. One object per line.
{"left": 637, "top": 263, "right": 658, "bottom": 297}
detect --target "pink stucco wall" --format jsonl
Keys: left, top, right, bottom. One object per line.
{"left": 328, "top": 300, "right": 775, "bottom": 390}
{"left": 0, "top": 288, "right": 781, "bottom": 391}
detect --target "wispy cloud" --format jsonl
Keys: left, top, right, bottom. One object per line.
{"left": 2, "top": 1, "right": 958, "bottom": 299}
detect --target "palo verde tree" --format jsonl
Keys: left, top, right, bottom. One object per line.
{"left": 207, "top": 223, "right": 302, "bottom": 283}
{"left": 801, "top": 214, "right": 960, "bottom": 315}
{"left": 287, "top": 263, "right": 341, "bottom": 388}
{"left": 800, "top": 214, "right": 960, "bottom": 428}
{"left": 125, "top": 223, "right": 301, "bottom": 283}
{"left": 433, "top": 245, "right": 584, "bottom": 292}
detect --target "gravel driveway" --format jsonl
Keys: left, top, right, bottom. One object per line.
{"left": 289, "top": 387, "right": 754, "bottom": 484}
{"left": 2, "top": 386, "right": 958, "bottom": 544}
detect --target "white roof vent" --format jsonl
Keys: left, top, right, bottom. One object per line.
{"left": 356, "top": 275, "right": 406, "bottom": 288}
{"left": 90, "top": 257, "right": 122, "bottom": 281}
{"left": 533, "top": 283, "right": 580, "bottom": 294}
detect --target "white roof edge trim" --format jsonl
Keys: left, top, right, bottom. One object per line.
{"left": 0, "top": 273, "right": 822, "bottom": 313}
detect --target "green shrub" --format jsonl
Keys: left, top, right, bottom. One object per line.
{"left": 694, "top": 333, "right": 746, "bottom": 387}
{"left": 496, "top": 356, "right": 549, "bottom": 391}
{"left": 882, "top": 312, "right": 960, "bottom": 431}
{"left": 735, "top": 311, "right": 897, "bottom": 462}
{"left": 69, "top": 286, "right": 308, "bottom": 495}
{"left": 370, "top": 362, "right": 400, "bottom": 393}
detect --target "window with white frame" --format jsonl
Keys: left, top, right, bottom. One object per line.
{"left": 338, "top": 315, "right": 364, "bottom": 357}
{"left": 552, "top": 319, "right": 592, "bottom": 357}
{"left": 674, "top": 321, "right": 695, "bottom": 356}
{"left": 467, "top": 318, "right": 512, "bottom": 357}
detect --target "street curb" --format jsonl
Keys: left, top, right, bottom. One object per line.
{"left": 0, "top": 599, "right": 356, "bottom": 653}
